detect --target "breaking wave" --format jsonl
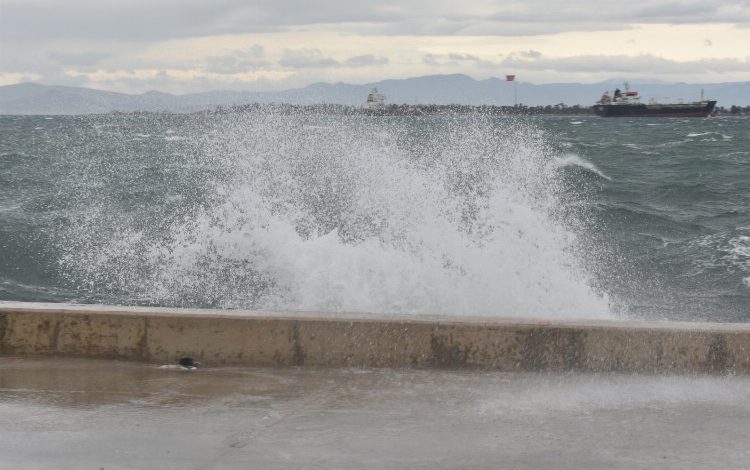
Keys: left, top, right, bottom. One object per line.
{"left": 551, "top": 153, "right": 612, "bottom": 180}
{"left": 58, "top": 112, "right": 611, "bottom": 318}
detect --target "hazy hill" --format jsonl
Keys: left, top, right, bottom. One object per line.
{"left": 0, "top": 75, "right": 748, "bottom": 114}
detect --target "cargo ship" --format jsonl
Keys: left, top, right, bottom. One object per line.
{"left": 593, "top": 83, "right": 716, "bottom": 117}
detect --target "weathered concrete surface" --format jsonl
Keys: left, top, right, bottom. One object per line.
{"left": 2, "top": 302, "right": 750, "bottom": 373}
{"left": 2, "top": 357, "right": 750, "bottom": 469}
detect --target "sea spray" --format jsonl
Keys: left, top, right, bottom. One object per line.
{"left": 58, "top": 110, "right": 611, "bottom": 317}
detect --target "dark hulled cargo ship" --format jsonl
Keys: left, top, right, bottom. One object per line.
{"left": 593, "top": 84, "right": 716, "bottom": 118}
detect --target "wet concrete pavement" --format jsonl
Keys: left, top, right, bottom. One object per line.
{"left": 1, "top": 357, "right": 750, "bottom": 469}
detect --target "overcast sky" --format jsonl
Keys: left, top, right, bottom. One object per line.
{"left": 1, "top": 0, "right": 749, "bottom": 94}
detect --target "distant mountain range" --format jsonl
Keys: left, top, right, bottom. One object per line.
{"left": 1, "top": 75, "right": 748, "bottom": 114}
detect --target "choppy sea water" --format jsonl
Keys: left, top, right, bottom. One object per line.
{"left": 1, "top": 112, "right": 748, "bottom": 322}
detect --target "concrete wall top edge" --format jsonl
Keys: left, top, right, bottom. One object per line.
{"left": 2, "top": 301, "right": 749, "bottom": 333}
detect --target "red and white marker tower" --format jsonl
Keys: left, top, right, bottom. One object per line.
{"left": 506, "top": 74, "right": 517, "bottom": 106}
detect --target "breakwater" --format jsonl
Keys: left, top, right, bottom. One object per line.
{"left": 1, "top": 303, "right": 749, "bottom": 373}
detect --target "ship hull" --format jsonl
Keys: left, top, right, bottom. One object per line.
{"left": 593, "top": 101, "right": 716, "bottom": 118}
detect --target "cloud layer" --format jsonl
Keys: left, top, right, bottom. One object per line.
{"left": 2, "top": 0, "right": 749, "bottom": 41}
{"left": 1, "top": 0, "right": 749, "bottom": 92}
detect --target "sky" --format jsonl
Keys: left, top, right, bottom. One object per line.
{"left": 1, "top": 0, "right": 749, "bottom": 94}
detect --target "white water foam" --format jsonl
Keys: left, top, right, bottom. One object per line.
{"left": 727, "top": 235, "right": 750, "bottom": 289}
{"left": 694, "top": 231, "right": 750, "bottom": 287}
{"left": 60, "top": 112, "right": 611, "bottom": 318}
{"left": 550, "top": 153, "right": 611, "bottom": 180}
{"left": 687, "top": 131, "right": 733, "bottom": 141}
{"left": 478, "top": 375, "right": 750, "bottom": 414}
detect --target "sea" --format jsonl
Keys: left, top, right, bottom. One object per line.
{"left": 1, "top": 111, "right": 748, "bottom": 322}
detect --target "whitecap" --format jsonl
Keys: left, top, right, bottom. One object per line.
{"left": 550, "top": 153, "right": 611, "bottom": 180}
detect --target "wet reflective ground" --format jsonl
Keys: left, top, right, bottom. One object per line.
{"left": 1, "top": 357, "right": 749, "bottom": 469}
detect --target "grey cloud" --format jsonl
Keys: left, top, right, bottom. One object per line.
{"left": 0, "top": 0, "right": 406, "bottom": 42}
{"left": 203, "top": 45, "right": 270, "bottom": 74}
{"left": 1, "top": 0, "right": 748, "bottom": 43}
{"left": 423, "top": 53, "right": 498, "bottom": 68}
{"left": 279, "top": 50, "right": 388, "bottom": 69}
{"left": 519, "top": 50, "right": 542, "bottom": 59}
{"left": 33, "top": 69, "right": 94, "bottom": 88}
{"left": 343, "top": 54, "right": 389, "bottom": 67}
{"left": 279, "top": 49, "right": 338, "bottom": 69}
{"left": 500, "top": 53, "right": 750, "bottom": 74}
{"left": 486, "top": 0, "right": 749, "bottom": 25}
{"left": 47, "top": 51, "right": 109, "bottom": 66}
{"left": 447, "top": 53, "right": 481, "bottom": 61}
{"left": 423, "top": 53, "right": 477, "bottom": 66}
{"left": 373, "top": 1, "right": 750, "bottom": 36}
{"left": 375, "top": 19, "right": 636, "bottom": 37}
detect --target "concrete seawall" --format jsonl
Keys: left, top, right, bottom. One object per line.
{"left": 1, "top": 302, "right": 750, "bottom": 373}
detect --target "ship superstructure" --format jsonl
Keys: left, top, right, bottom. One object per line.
{"left": 365, "top": 88, "right": 385, "bottom": 109}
